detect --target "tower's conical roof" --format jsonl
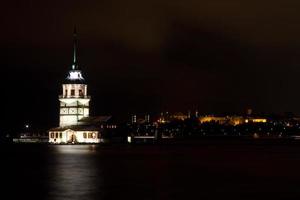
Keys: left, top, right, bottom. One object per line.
{"left": 65, "top": 27, "right": 85, "bottom": 84}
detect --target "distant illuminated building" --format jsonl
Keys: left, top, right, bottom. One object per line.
{"left": 195, "top": 110, "right": 199, "bottom": 118}
{"left": 199, "top": 116, "right": 229, "bottom": 124}
{"left": 245, "top": 118, "right": 267, "bottom": 123}
{"left": 198, "top": 115, "right": 267, "bottom": 125}
{"left": 170, "top": 112, "right": 188, "bottom": 121}
{"left": 145, "top": 114, "right": 150, "bottom": 123}
{"left": 132, "top": 115, "right": 137, "bottom": 123}
{"left": 247, "top": 108, "right": 253, "bottom": 115}
{"left": 188, "top": 110, "right": 191, "bottom": 118}
{"left": 49, "top": 29, "right": 115, "bottom": 144}
{"left": 156, "top": 112, "right": 189, "bottom": 123}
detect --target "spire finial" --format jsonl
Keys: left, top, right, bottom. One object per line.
{"left": 72, "top": 26, "right": 77, "bottom": 70}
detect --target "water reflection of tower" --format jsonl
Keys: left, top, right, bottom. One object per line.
{"left": 49, "top": 146, "right": 101, "bottom": 200}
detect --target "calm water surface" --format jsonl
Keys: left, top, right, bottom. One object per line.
{"left": 2, "top": 141, "right": 300, "bottom": 200}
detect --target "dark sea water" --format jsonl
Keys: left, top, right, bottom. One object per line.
{"left": 2, "top": 140, "right": 300, "bottom": 200}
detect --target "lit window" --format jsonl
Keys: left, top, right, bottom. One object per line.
{"left": 83, "top": 132, "right": 87, "bottom": 138}
{"left": 88, "top": 133, "right": 93, "bottom": 138}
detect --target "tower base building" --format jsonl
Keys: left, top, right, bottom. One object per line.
{"left": 49, "top": 116, "right": 114, "bottom": 144}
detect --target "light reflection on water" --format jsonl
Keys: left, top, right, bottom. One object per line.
{"left": 5, "top": 142, "right": 300, "bottom": 200}
{"left": 47, "top": 145, "right": 102, "bottom": 200}
{"left": 54, "top": 145, "right": 98, "bottom": 154}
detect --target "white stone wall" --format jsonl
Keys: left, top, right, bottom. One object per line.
{"left": 62, "top": 84, "right": 87, "bottom": 98}
{"left": 83, "top": 108, "right": 89, "bottom": 117}
{"left": 59, "top": 93, "right": 90, "bottom": 127}
{"left": 49, "top": 131, "right": 68, "bottom": 143}
{"left": 59, "top": 116, "right": 78, "bottom": 127}
{"left": 75, "top": 131, "right": 100, "bottom": 143}
{"left": 49, "top": 130, "right": 100, "bottom": 144}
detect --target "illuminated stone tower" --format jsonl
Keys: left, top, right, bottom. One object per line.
{"left": 59, "top": 28, "right": 90, "bottom": 127}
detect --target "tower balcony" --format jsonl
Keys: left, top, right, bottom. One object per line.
{"left": 59, "top": 95, "right": 91, "bottom": 99}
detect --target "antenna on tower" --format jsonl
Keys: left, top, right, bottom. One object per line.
{"left": 72, "top": 26, "right": 78, "bottom": 70}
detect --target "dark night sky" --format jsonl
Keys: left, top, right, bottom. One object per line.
{"left": 2, "top": 0, "right": 300, "bottom": 132}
